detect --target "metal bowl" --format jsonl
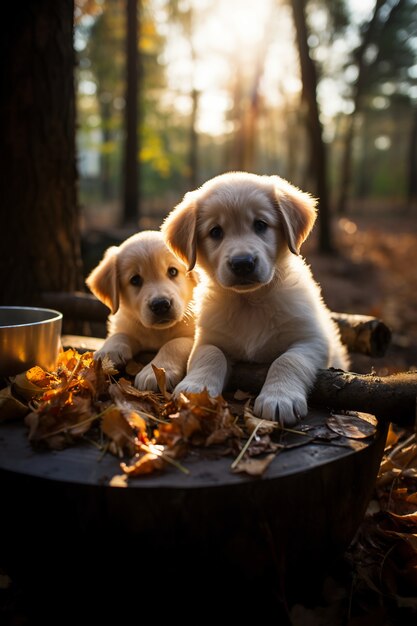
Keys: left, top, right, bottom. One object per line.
{"left": 0, "top": 306, "right": 63, "bottom": 377}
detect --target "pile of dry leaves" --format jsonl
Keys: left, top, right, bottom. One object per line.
{"left": 0, "top": 348, "right": 295, "bottom": 479}
{"left": 0, "top": 347, "right": 382, "bottom": 482}
{"left": 343, "top": 422, "right": 417, "bottom": 622}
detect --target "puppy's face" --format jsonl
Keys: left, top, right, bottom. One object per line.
{"left": 162, "top": 172, "right": 317, "bottom": 292}
{"left": 86, "top": 231, "right": 196, "bottom": 328}
{"left": 196, "top": 184, "right": 280, "bottom": 291}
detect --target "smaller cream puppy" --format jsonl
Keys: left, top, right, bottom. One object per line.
{"left": 86, "top": 230, "right": 196, "bottom": 391}
{"left": 162, "top": 172, "right": 349, "bottom": 425}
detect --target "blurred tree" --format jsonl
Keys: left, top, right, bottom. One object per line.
{"left": 291, "top": 0, "right": 333, "bottom": 253}
{"left": 408, "top": 106, "right": 417, "bottom": 207}
{"left": 0, "top": 0, "right": 83, "bottom": 304}
{"left": 78, "top": 0, "right": 183, "bottom": 218}
{"left": 85, "top": 1, "right": 126, "bottom": 203}
{"left": 165, "top": 0, "right": 201, "bottom": 188}
{"left": 124, "top": 0, "right": 140, "bottom": 224}
{"left": 337, "top": 0, "right": 417, "bottom": 213}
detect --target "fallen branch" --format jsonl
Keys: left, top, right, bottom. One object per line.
{"left": 309, "top": 369, "right": 417, "bottom": 426}
{"left": 331, "top": 312, "right": 391, "bottom": 357}
{"left": 229, "top": 365, "right": 417, "bottom": 427}
{"left": 41, "top": 291, "right": 108, "bottom": 324}
{"left": 48, "top": 292, "right": 391, "bottom": 356}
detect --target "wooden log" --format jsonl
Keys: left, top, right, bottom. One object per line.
{"left": 40, "top": 291, "right": 108, "bottom": 323}
{"left": 229, "top": 364, "right": 417, "bottom": 426}
{"left": 309, "top": 369, "right": 417, "bottom": 425}
{"left": 45, "top": 291, "right": 391, "bottom": 356}
{"left": 331, "top": 312, "right": 391, "bottom": 357}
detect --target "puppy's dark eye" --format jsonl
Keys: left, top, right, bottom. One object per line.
{"left": 168, "top": 266, "right": 178, "bottom": 278}
{"left": 130, "top": 274, "right": 142, "bottom": 287}
{"left": 254, "top": 219, "right": 268, "bottom": 234}
{"left": 209, "top": 225, "right": 223, "bottom": 240}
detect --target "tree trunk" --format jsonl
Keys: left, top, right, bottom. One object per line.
{"left": 337, "top": 114, "right": 355, "bottom": 215}
{"left": 407, "top": 106, "right": 417, "bottom": 208}
{"left": 100, "top": 99, "right": 113, "bottom": 200}
{"left": 337, "top": 0, "right": 386, "bottom": 214}
{"left": 291, "top": 0, "right": 333, "bottom": 254}
{"left": 0, "top": 0, "right": 83, "bottom": 305}
{"left": 188, "top": 87, "right": 199, "bottom": 189}
{"left": 123, "top": 0, "right": 139, "bottom": 225}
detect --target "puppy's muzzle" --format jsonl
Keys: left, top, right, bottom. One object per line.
{"left": 228, "top": 254, "right": 257, "bottom": 277}
{"left": 149, "top": 297, "right": 172, "bottom": 318}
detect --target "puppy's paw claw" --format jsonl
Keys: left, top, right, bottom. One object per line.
{"left": 174, "top": 379, "right": 205, "bottom": 397}
{"left": 93, "top": 348, "right": 130, "bottom": 369}
{"left": 174, "top": 377, "right": 223, "bottom": 399}
{"left": 134, "top": 365, "right": 159, "bottom": 392}
{"left": 254, "top": 392, "right": 308, "bottom": 427}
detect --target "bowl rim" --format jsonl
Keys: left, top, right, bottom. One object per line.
{"left": 0, "top": 306, "right": 63, "bottom": 329}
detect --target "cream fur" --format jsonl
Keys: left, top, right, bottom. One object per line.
{"left": 85, "top": 230, "right": 196, "bottom": 391}
{"left": 161, "top": 172, "right": 349, "bottom": 425}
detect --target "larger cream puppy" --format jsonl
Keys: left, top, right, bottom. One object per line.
{"left": 86, "top": 230, "right": 196, "bottom": 391}
{"left": 161, "top": 172, "right": 349, "bottom": 425}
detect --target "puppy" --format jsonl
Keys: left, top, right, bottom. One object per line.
{"left": 161, "top": 172, "right": 349, "bottom": 425}
{"left": 85, "top": 230, "right": 196, "bottom": 391}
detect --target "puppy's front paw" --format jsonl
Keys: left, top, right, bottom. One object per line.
{"left": 254, "top": 388, "right": 308, "bottom": 427}
{"left": 163, "top": 367, "right": 185, "bottom": 391}
{"left": 174, "top": 376, "right": 223, "bottom": 399}
{"left": 134, "top": 363, "right": 185, "bottom": 393}
{"left": 135, "top": 364, "right": 159, "bottom": 392}
{"left": 94, "top": 345, "right": 132, "bottom": 369}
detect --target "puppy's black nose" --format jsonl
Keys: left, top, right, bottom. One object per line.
{"left": 228, "top": 255, "right": 257, "bottom": 276}
{"left": 149, "top": 297, "right": 171, "bottom": 315}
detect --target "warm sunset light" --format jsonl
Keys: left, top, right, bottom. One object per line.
{"left": 163, "top": 0, "right": 299, "bottom": 136}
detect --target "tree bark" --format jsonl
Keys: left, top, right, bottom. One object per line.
{"left": 0, "top": 0, "right": 83, "bottom": 305}
{"left": 331, "top": 312, "right": 391, "bottom": 357}
{"left": 229, "top": 366, "right": 417, "bottom": 427}
{"left": 310, "top": 369, "right": 417, "bottom": 426}
{"left": 291, "top": 0, "right": 332, "bottom": 253}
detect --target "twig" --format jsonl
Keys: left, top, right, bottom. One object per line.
{"left": 231, "top": 419, "right": 265, "bottom": 469}
{"left": 139, "top": 442, "right": 190, "bottom": 475}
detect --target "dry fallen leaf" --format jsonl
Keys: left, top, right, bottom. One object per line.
{"left": 101, "top": 406, "right": 137, "bottom": 458}
{"left": 151, "top": 364, "right": 171, "bottom": 400}
{"left": 327, "top": 411, "right": 377, "bottom": 439}
{"left": 121, "top": 449, "right": 165, "bottom": 476}
{"left": 231, "top": 453, "right": 277, "bottom": 476}
{"left": 0, "top": 386, "right": 30, "bottom": 421}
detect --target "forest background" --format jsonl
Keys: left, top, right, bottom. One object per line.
{"left": 74, "top": 0, "right": 417, "bottom": 374}
{"left": 76, "top": 0, "right": 417, "bottom": 238}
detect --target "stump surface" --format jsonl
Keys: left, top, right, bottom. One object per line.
{"left": 0, "top": 409, "right": 388, "bottom": 624}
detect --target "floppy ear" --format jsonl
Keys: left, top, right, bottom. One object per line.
{"left": 161, "top": 192, "right": 198, "bottom": 271}
{"left": 187, "top": 268, "right": 199, "bottom": 287}
{"left": 272, "top": 178, "right": 317, "bottom": 255}
{"left": 85, "top": 246, "right": 120, "bottom": 315}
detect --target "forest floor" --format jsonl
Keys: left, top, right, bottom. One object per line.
{"left": 1, "top": 211, "right": 417, "bottom": 626}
